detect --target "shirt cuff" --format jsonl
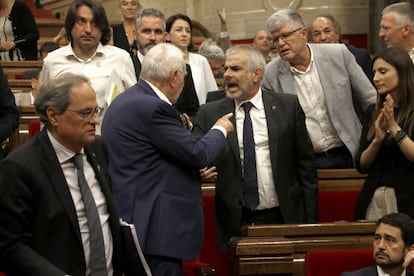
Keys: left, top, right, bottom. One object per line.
{"left": 212, "top": 125, "right": 227, "bottom": 138}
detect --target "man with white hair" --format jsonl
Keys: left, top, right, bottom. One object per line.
{"left": 102, "top": 43, "right": 234, "bottom": 275}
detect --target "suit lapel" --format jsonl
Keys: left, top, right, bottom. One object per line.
{"left": 38, "top": 129, "right": 81, "bottom": 242}
{"left": 309, "top": 44, "right": 333, "bottom": 109}
{"left": 220, "top": 98, "right": 241, "bottom": 166}
{"left": 278, "top": 63, "right": 296, "bottom": 95}
{"left": 263, "top": 91, "right": 280, "bottom": 180}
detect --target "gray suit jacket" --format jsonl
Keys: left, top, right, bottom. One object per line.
{"left": 262, "top": 43, "right": 376, "bottom": 159}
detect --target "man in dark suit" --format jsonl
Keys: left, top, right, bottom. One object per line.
{"left": 0, "top": 73, "right": 124, "bottom": 276}
{"left": 102, "top": 43, "right": 234, "bottom": 276}
{"left": 133, "top": 8, "right": 166, "bottom": 78}
{"left": 341, "top": 213, "right": 414, "bottom": 276}
{"left": 0, "top": 65, "right": 19, "bottom": 159}
{"left": 309, "top": 14, "right": 373, "bottom": 82}
{"left": 193, "top": 45, "right": 318, "bottom": 250}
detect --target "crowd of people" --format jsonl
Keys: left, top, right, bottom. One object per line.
{"left": 0, "top": 0, "right": 414, "bottom": 275}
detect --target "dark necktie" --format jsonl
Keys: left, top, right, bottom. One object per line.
{"left": 242, "top": 102, "right": 259, "bottom": 210}
{"left": 73, "top": 153, "right": 108, "bottom": 275}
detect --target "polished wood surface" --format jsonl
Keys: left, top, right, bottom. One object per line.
{"left": 230, "top": 222, "right": 375, "bottom": 276}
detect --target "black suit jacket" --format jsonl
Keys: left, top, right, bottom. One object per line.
{"left": 193, "top": 91, "right": 318, "bottom": 249}
{"left": 0, "top": 65, "right": 19, "bottom": 142}
{"left": 341, "top": 265, "right": 414, "bottom": 275}
{"left": 0, "top": 129, "right": 123, "bottom": 276}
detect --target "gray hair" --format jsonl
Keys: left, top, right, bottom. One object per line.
{"left": 198, "top": 38, "right": 225, "bottom": 61}
{"left": 266, "top": 9, "right": 305, "bottom": 33}
{"left": 226, "top": 45, "right": 265, "bottom": 73}
{"left": 140, "top": 43, "right": 186, "bottom": 82}
{"left": 383, "top": 2, "right": 414, "bottom": 30}
{"left": 135, "top": 8, "right": 165, "bottom": 30}
{"left": 35, "top": 73, "right": 90, "bottom": 124}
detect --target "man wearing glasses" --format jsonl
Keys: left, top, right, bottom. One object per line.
{"left": 0, "top": 73, "right": 128, "bottom": 275}
{"left": 262, "top": 9, "right": 376, "bottom": 169}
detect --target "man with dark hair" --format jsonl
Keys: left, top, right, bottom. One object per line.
{"left": 42, "top": 0, "right": 136, "bottom": 134}
{"left": 0, "top": 73, "right": 126, "bottom": 275}
{"left": 342, "top": 213, "right": 414, "bottom": 276}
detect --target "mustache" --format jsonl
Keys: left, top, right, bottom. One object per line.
{"left": 375, "top": 250, "right": 389, "bottom": 258}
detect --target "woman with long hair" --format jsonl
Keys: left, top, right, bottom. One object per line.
{"left": 354, "top": 47, "right": 414, "bottom": 220}
{"left": 166, "top": 13, "right": 218, "bottom": 117}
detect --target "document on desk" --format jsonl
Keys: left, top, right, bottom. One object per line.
{"left": 120, "top": 219, "right": 152, "bottom": 276}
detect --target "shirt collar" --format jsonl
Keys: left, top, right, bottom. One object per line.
{"left": 290, "top": 44, "right": 314, "bottom": 74}
{"left": 235, "top": 87, "right": 263, "bottom": 111}
{"left": 47, "top": 129, "right": 84, "bottom": 164}
{"left": 377, "top": 265, "right": 406, "bottom": 276}
{"left": 144, "top": 80, "right": 172, "bottom": 105}
{"left": 64, "top": 42, "right": 105, "bottom": 62}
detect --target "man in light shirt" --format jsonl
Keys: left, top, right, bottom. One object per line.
{"left": 42, "top": 0, "right": 137, "bottom": 134}
{"left": 262, "top": 9, "right": 376, "bottom": 168}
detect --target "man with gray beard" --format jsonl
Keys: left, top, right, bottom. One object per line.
{"left": 193, "top": 45, "right": 318, "bottom": 250}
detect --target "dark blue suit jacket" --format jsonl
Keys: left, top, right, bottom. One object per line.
{"left": 102, "top": 79, "right": 229, "bottom": 260}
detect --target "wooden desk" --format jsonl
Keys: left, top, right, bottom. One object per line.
{"left": 9, "top": 105, "right": 39, "bottom": 151}
{"left": 318, "top": 168, "right": 366, "bottom": 191}
{"left": 1, "top": 61, "right": 43, "bottom": 79}
{"left": 229, "top": 222, "right": 376, "bottom": 276}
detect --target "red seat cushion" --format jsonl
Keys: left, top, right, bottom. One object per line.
{"left": 198, "top": 194, "right": 229, "bottom": 276}
{"left": 182, "top": 194, "right": 230, "bottom": 276}
{"left": 28, "top": 120, "right": 41, "bottom": 138}
{"left": 318, "top": 190, "right": 360, "bottom": 222}
{"left": 306, "top": 249, "right": 374, "bottom": 276}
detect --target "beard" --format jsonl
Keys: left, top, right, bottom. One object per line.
{"left": 375, "top": 251, "right": 404, "bottom": 271}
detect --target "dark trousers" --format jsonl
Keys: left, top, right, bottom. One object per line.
{"left": 241, "top": 207, "right": 284, "bottom": 225}
{"left": 314, "top": 146, "right": 353, "bottom": 169}
{"left": 145, "top": 255, "right": 182, "bottom": 276}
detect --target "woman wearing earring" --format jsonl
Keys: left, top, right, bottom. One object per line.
{"left": 354, "top": 47, "right": 414, "bottom": 221}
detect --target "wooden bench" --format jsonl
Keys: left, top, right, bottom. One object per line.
{"left": 229, "top": 222, "right": 376, "bottom": 276}
{"left": 318, "top": 168, "right": 366, "bottom": 191}
{"left": 1, "top": 61, "right": 43, "bottom": 80}
{"left": 9, "top": 105, "right": 39, "bottom": 152}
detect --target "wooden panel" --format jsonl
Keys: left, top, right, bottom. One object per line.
{"left": 240, "top": 222, "right": 376, "bottom": 237}
{"left": 230, "top": 222, "right": 375, "bottom": 276}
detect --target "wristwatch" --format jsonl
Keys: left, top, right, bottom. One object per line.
{"left": 394, "top": 129, "right": 408, "bottom": 145}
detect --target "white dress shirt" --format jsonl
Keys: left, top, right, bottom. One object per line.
{"left": 290, "top": 48, "right": 343, "bottom": 153}
{"left": 47, "top": 130, "right": 113, "bottom": 276}
{"left": 235, "top": 89, "right": 278, "bottom": 209}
